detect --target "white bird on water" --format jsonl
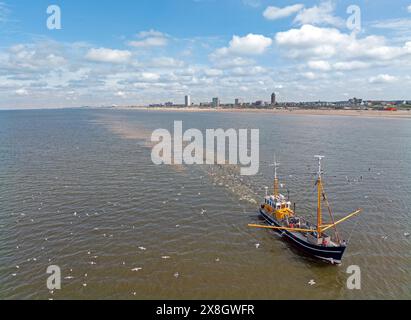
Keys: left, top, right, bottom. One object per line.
{"left": 132, "top": 267, "right": 142, "bottom": 272}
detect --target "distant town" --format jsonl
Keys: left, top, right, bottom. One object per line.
{"left": 119, "top": 93, "right": 411, "bottom": 111}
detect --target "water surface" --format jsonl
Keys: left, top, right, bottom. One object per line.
{"left": 0, "top": 109, "right": 410, "bottom": 299}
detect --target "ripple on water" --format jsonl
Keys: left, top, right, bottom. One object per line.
{"left": 0, "top": 109, "right": 410, "bottom": 299}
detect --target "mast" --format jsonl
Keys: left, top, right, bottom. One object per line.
{"left": 315, "top": 155, "right": 324, "bottom": 238}
{"left": 273, "top": 157, "right": 279, "bottom": 198}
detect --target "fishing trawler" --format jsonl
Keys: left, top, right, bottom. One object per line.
{"left": 249, "top": 156, "right": 362, "bottom": 264}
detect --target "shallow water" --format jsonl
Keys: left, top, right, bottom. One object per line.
{"left": 0, "top": 109, "right": 410, "bottom": 299}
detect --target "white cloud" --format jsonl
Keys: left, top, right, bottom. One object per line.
{"left": 148, "top": 57, "right": 184, "bottom": 68}
{"left": 229, "top": 34, "right": 272, "bottom": 54}
{"left": 333, "top": 61, "right": 370, "bottom": 71}
{"left": 139, "top": 72, "right": 160, "bottom": 82}
{"left": 408, "top": 5, "right": 411, "bottom": 13}
{"left": 307, "top": 60, "right": 331, "bottom": 71}
{"left": 15, "top": 88, "right": 28, "bottom": 96}
{"left": 213, "top": 34, "right": 272, "bottom": 58}
{"left": 263, "top": 4, "right": 304, "bottom": 20}
{"left": 371, "top": 18, "right": 411, "bottom": 31}
{"left": 204, "top": 69, "right": 224, "bottom": 77}
{"left": 243, "top": 0, "right": 261, "bottom": 8}
{"left": 301, "top": 71, "right": 318, "bottom": 80}
{"left": 137, "top": 30, "right": 165, "bottom": 38}
{"left": 4, "top": 44, "right": 66, "bottom": 71}
{"left": 229, "top": 66, "right": 266, "bottom": 76}
{"left": 128, "top": 37, "right": 168, "bottom": 48}
{"left": 85, "top": 48, "right": 132, "bottom": 63}
{"left": 308, "top": 60, "right": 371, "bottom": 72}
{"left": 128, "top": 29, "right": 169, "bottom": 48}
{"left": 210, "top": 56, "right": 255, "bottom": 69}
{"left": 294, "top": 1, "right": 344, "bottom": 28}
{"left": 369, "top": 74, "right": 398, "bottom": 84}
{"left": 115, "top": 91, "right": 126, "bottom": 97}
{"left": 275, "top": 24, "right": 411, "bottom": 61}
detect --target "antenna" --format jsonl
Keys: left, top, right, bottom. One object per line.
{"left": 270, "top": 154, "right": 280, "bottom": 197}
{"left": 270, "top": 154, "right": 280, "bottom": 179}
{"left": 314, "top": 155, "right": 325, "bottom": 178}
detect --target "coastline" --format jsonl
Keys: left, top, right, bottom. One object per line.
{"left": 115, "top": 106, "right": 411, "bottom": 119}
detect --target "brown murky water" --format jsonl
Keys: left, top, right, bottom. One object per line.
{"left": 0, "top": 109, "right": 410, "bottom": 299}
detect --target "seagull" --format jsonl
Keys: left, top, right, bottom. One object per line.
{"left": 308, "top": 280, "right": 316, "bottom": 286}
{"left": 131, "top": 267, "right": 142, "bottom": 272}
{"left": 138, "top": 246, "right": 147, "bottom": 251}
{"left": 255, "top": 243, "right": 260, "bottom": 249}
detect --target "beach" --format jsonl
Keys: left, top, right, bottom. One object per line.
{"left": 116, "top": 106, "right": 411, "bottom": 119}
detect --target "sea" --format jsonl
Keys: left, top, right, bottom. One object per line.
{"left": 0, "top": 108, "right": 410, "bottom": 299}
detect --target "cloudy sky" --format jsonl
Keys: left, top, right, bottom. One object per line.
{"left": 1, "top": 0, "right": 411, "bottom": 109}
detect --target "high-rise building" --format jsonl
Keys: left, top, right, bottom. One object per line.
{"left": 271, "top": 92, "right": 276, "bottom": 105}
{"left": 235, "top": 98, "right": 242, "bottom": 106}
{"left": 185, "top": 95, "right": 191, "bottom": 107}
{"left": 212, "top": 97, "right": 220, "bottom": 108}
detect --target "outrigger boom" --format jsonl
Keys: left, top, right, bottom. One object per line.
{"left": 248, "top": 208, "right": 362, "bottom": 233}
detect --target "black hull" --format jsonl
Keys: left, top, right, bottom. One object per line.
{"left": 259, "top": 209, "right": 346, "bottom": 264}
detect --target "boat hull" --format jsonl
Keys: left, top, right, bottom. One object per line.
{"left": 259, "top": 209, "right": 346, "bottom": 264}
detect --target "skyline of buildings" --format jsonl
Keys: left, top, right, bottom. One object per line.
{"left": 184, "top": 95, "right": 191, "bottom": 107}
{"left": 147, "top": 92, "right": 411, "bottom": 109}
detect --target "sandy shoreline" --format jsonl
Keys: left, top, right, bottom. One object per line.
{"left": 115, "top": 106, "right": 411, "bottom": 119}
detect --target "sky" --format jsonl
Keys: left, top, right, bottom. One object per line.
{"left": 1, "top": 0, "right": 411, "bottom": 109}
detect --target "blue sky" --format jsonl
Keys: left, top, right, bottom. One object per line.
{"left": 1, "top": 0, "right": 411, "bottom": 108}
